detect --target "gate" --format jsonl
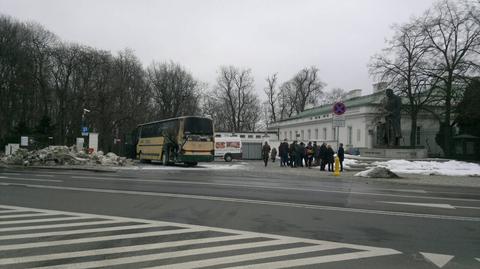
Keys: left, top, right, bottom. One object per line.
{"left": 241, "top": 142, "right": 262, "bottom": 160}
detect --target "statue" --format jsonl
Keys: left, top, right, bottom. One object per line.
{"left": 383, "top": 88, "right": 402, "bottom": 146}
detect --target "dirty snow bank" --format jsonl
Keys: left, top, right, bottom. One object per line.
{"left": 0, "top": 146, "right": 133, "bottom": 167}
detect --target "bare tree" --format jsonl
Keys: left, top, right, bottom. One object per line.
{"left": 321, "top": 88, "right": 348, "bottom": 105}
{"left": 278, "top": 66, "right": 326, "bottom": 118}
{"left": 264, "top": 73, "right": 278, "bottom": 123}
{"left": 421, "top": 0, "right": 480, "bottom": 155}
{"left": 370, "top": 21, "right": 439, "bottom": 147}
{"left": 147, "top": 61, "right": 201, "bottom": 120}
{"left": 209, "top": 66, "right": 261, "bottom": 132}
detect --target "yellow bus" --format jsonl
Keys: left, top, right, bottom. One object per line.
{"left": 136, "top": 116, "right": 214, "bottom": 166}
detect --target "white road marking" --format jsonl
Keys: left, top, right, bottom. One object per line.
{"left": 0, "top": 204, "right": 401, "bottom": 268}
{"left": 33, "top": 239, "right": 299, "bottom": 269}
{"left": 0, "top": 234, "right": 252, "bottom": 265}
{"left": 420, "top": 252, "right": 454, "bottom": 268}
{"left": 379, "top": 201, "right": 456, "bottom": 209}
{"left": 0, "top": 212, "right": 52, "bottom": 219}
{"left": 69, "top": 176, "right": 478, "bottom": 202}
{"left": 454, "top": 205, "right": 480, "bottom": 210}
{"left": 1, "top": 182, "right": 479, "bottom": 221}
{"left": 0, "top": 219, "right": 123, "bottom": 232}
{"left": 380, "top": 201, "right": 480, "bottom": 210}
{"left": 0, "top": 227, "right": 205, "bottom": 251}
{"left": 0, "top": 176, "right": 62, "bottom": 183}
{"left": 223, "top": 250, "right": 401, "bottom": 269}
{"left": 0, "top": 223, "right": 159, "bottom": 240}
{"left": 394, "top": 189, "right": 427, "bottom": 194}
{"left": 0, "top": 216, "right": 91, "bottom": 226}
{"left": 146, "top": 245, "right": 371, "bottom": 269}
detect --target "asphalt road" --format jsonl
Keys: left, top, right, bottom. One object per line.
{"left": 0, "top": 161, "right": 479, "bottom": 268}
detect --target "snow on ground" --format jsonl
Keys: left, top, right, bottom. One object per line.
{"left": 371, "top": 159, "right": 480, "bottom": 177}
{"left": 118, "top": 162, "right": 247, "bottom": 171}
{"left": 343, "top": 158, "right": 359, "bottom": 168}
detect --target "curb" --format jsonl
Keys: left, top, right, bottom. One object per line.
{"left": 0, "top": 164, "right": 117, "bottom": 173}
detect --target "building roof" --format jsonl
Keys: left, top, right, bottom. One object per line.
{"left": 276, "top": 91, "right": 384, "bottom": 122}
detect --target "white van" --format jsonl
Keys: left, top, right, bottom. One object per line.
{"left": 214, "top": 137, "right": 242, "bottom": 162}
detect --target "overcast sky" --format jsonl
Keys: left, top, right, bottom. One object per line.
{"left": 1, "top": 0, "right": 437, "bottom": 95}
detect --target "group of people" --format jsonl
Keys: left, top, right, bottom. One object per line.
{"left": 262, "top": 140, "right": 344, "bottom": 172}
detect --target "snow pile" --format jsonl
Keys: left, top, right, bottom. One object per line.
{"left": 355, "top": 167, "right": 400, "bottom": 178}
{"left": 343, "top": 158, "right": 359, "bottom": 169}
{"left": 371, "top": 159, "right": 480, "bottom": 176}
{"left": 0, "top": 146, "right": 133, "bottom": 167}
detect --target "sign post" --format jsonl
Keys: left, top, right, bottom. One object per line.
{"left": 332, "top": 102, "right": 347, "bottom": 149}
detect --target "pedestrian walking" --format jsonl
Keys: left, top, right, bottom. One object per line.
{"left": 338, "top": 143, "right": 345, "bottom": 172}
{"left": 312, "top": 142, "right": 318, "bottom": 166}
{"left": 270, "top": 147, "right": 277, "bottom": 163}
{"left": 262, "top": 141, "right": 271, "bottom": 167}
{"left": 326, "top": 145, "right": 335, "bottom": 171}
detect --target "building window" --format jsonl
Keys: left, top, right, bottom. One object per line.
{"left": 240, "top": 135, "right": 245, "bottom": 138}
{"left": 215, "top": 134, "right": 221, "bottom": 137}
{"left": 357, "top": 129, "right": 361, "bottom": 142}
{"left": 332, "top": 128, "right": 336, "bottom": 140}
{"left": 255, "top": 135, "right": 261, "bottom": 139}
{"left": 307, "top": 129, "right": 311, "bottom": 140}
{"left": 289, "top": 131, "right": 292, "bottom": 139}
{"left": 416, "top": 126, "right": 421, "bottom": 145}
{"left": 315, "top": 129, "right": 319, "bottom": 140}
{"left": 248, "top": 135, "right": 253, "bottom": 138}
{"left": 323, "top": 128, "right": 327, "bottom": 140}
{"left": 301, "top": 130, "right": 304, "bottom": 140}
{"left": 295, "top": 130, "right": 299, "bottom": 138}
{"left": 348, "top": 126, "right": 352, "bottom": 145}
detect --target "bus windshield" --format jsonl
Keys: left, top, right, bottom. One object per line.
{"left": 184, "top": 118, "right": 213, "bottom": 135}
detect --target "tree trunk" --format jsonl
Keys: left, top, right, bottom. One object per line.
{"left": 409, "top": 112, "right": 417, "bottom": 147}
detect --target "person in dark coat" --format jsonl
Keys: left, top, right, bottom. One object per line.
{"left": 305, "top": 142, "right": 314, "bottom": 168}
{"left": 278, "top": 139, "right": 288, "bottom": 167}
{"left": 289, "top": 141, "right": 297, "bottom": 167}
{"left": 319, "top": 142, "right": 327, "bottom": 171}
{"left": 270, "top": 147, "right": 277, "bottom": 162}
{"left": 262, "top": 142, "right": 271, "bottom": 167}
{"left": 338, "top": 143, "right": 345, "bottom": 172}
{"left": 312, "top": 142, "right": 318, "bottom": 166}
{"left": 296, "top": 142, "right": 305, "bottom": 167}
{"left": 326, "top": 145, "right": 335, "bottom": 171}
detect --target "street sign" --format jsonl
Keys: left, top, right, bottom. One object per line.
{"left": 81, "top": 127, "right": 89, "bottom": 137}
{"left": 333, "top": 102, "right": 346, "bottom": 115}
{"left": 332, "top": 115, "right": 346, "bottom": 127}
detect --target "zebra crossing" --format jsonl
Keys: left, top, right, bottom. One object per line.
{"left": 0, "top": 204, "right": 401, "bottom": 268}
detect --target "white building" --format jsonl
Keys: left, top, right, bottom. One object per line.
{"left": 214, "top": 131, "right": 278, "bottom": 142}
{"left": 268, "top": 88, "right": 443, "bottom": 157}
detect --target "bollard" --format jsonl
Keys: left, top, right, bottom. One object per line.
{"left": 334, "top": 156, "right": 340, "bottom": 176}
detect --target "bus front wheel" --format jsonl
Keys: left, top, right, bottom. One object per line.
{"left": 224, "top": 154, "right": 233, "bottom": 162}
